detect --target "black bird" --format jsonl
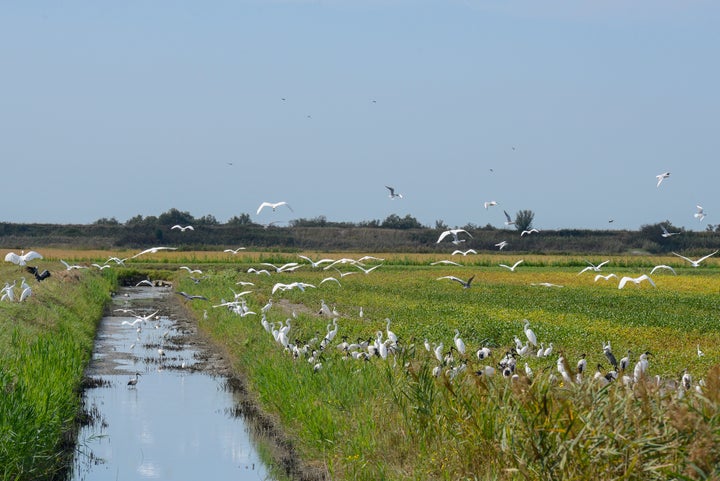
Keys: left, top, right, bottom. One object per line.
{"left": 26, "top": 265, "right": 51, "bottom": 281}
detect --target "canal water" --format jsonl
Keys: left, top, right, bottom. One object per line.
{"left": 68, "top": 286, "right": 274, "bottom": 481}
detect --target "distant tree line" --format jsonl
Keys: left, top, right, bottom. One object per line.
{"left": 1, "top": 208, "right": 718, "bottom": 254}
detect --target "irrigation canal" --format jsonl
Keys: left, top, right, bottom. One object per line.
{"left": 68, "top": 286, "right": 274, "bottom": 480}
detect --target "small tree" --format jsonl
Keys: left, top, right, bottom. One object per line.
{"left": 515, "top": 210, "right": 535, "bottom": 232}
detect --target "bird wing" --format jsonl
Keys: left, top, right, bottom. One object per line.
{"left": 641, "top": 275, "right": 656, "bottom": 287}
{"left": 385, "top": 186, "right": 395, "bottom": 195}
{"left": 22, "top": 251, "right": 43, "bottom": 261}
{"left": 256, "top": 202, "right": 272, "bottom": 214}
{"left": 504, "top": 210, "right": 513, "bottom": 222}
{"left": 696, "top": 250, "right": 719, "bottom": 263}
{"left": 4, "top": 252, "right": 20, "bottom": 264}
{"left": 650, "top": 265, "right": 676, "bottom": 275}
{"left": 671, "top": 252, "right": 694, "bottom": 264}
{"left": 618, "top": 277, "right": 631, "bottom": 289}
{"left": 437, "top": 230, "right": 451, "bottom": 243}
{"left": 437, "top": 276, "right": 463, "bottom": 284}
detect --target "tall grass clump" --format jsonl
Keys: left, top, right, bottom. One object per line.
{"left": 0, "top": 269, "right": 115, "bottom": 481}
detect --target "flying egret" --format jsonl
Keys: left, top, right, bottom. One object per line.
{"left": 171, "top": 224, "right": 194, "bottom": 231}
{"left": 694, "top": 205, "right": 706, "bottom": 221}
{"left": 385, "top": 185, "right": 403, "bottom": 199}
{"left": 520, "top": 228, "right": 540, "bottom": 237}
{"left": 650, "top": 265, "right": 676, "bottom": 275}
{"left": 4, "top": 250, "right": 43, "bottom": 266}
{"left": 179, "top": 266, "right": 203, "bottom": 274}
{"left": 671, "top": 250, "right": 718, "bottom": 267}
{"left": 594, "top": 273, "right": 618, "bottom": 282}
{"left": 484, "top": 201, "right": 498, "bottom": 209}
{"left": 499, "top": 260, "right": 524, "bottom": 272}
{"left": 223, "top": 247, "right": 246, "bottom": 254}
{"left": 578, "top": 260, "right": 610, "bottom": 275}
{"left": 660, "top": 225, "right": 680, "bottom": 238}
{"left": 130, "top": 246, "right": 178, "bottom": 259}
{"left": 256, "top": 201, "right": 293, "bottom": 215}
{"left": 177, "top": 291, "right": 209, "bottom": 301}
{"left": 60, "top": 259, "right": 88, "bottom": 270}
{"left": 298, "top": 255, "right": 335, "bottom": 268}
{"left": 618, "top": 274, "right": 656, "bottom": 289}
{"left": 436, "top": 275, "right": 475, "bottom": 289}
{"left": 452, "top": 249, "right": 477, "bottom": 256}
{"left": 495, "top": 240, "right": 509, "bottom": 250}
{"left": 656, "top": 171, "right": 670, "bottom": 187}
{"left": 430, "top": 260, "right": 462, "bottom": 266}
{"left": 503, "top": 210, "right": 515, "bottom": 226}
{"left": 437, "top": 229, "right": 472, "bottom": 245}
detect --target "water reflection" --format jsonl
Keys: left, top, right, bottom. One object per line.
{"left": 69, "top": 287, "right": 272, "bottom": 481}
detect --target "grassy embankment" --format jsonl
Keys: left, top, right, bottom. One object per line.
{"left": 169, "top": 251, "right": 720, "bottom": 481}
{"left": 0, "top": 260, "right": 115, "bottom": 481}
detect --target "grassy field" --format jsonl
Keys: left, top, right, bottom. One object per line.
{"left": 0, "top": 256, "right": 115, "bottom": 481}
{"left": 2, "top": 248, "right": 720, "bottom": 480}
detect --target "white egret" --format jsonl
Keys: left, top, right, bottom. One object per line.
{"left": 437, "top": 275, "right": 475, "bottom": 289}
{"left": 594, "top": 273, "right": 618, "bottom": 282}
{"left": 171, "top": 225, "right": 194, "bottom": 231}
{"left": 503, "top": 210, "right": 515, "bottom": 226}
{"left": 660, "top": 225, "right": 680, "bottom": 238}
{"left": 179, "top": 266, "right": 203, "bottom": 274}
{"left": 256, "top": 201, "right": 293, "bottom": 215}
{"left": 655, "top": 171, "right": 670, "bottom": 187}
{"left": 697, "top": 345, "right": 705, "bottom": 357}
{"left": 650, "top": 265, "right": 676, "bottom": 275}
{"left": 453, "top": 329, "right": 466, "bottom": 355}
{"left": 523, "top": 320, "right": 537, "bottom": 347}
{"left": 520, "top": 228, "right": 540, "bottom": 237}
{"left": 694, "top": 205, "right": 706, "bottom": 222}
{"left": 618, "top": 274, "right": 656, "bottom": 289}
{"left": 436, "top": 229, "right": 472, "bottom": 245}
{"left": 578, "top": 260, "right": 610, "bottom": 275}
{"left": 499, "top": 260, "right": 523, "bottom": 272}
{"left": 484, "top": 201, "right": 498, "bottom": 209}
{"left": 4, "top": 250, "right": 43, "bottom": 266}
{"left": 385, "top": 319, "right": 398, "bottom": 345}
{"left": 633, "top": 351, "right": 652, "bottom": 383}
{"left": 130, "top": 246, "right": 178, "bottom": 259}
{"left": 223, "top": 247, "right": 246, "bottom": 254}
{"left": 495, "top": 240, "right": 509, "bottom": 250}
{"left": 672, "top": 250, "right": 718, "bottom": 267}
{"left": 298, "top": 255, "right": 335, "bottom": 268}
{"left": 430, "top": 260, "right": 462, "bottom": 266}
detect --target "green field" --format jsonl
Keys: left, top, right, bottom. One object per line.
{"left": 1, "top": 249, "right": 719, "bottom": 480}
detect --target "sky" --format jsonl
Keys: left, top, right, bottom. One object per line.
{"left": 1, "top": 1, "right": 719, "bottom": 231}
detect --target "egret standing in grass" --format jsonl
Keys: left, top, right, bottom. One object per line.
{"left": 453, "top": 329, "right": 466, "bottom": 355}
{"left": 523, "top": 320, "right": 537, "bottom": 347}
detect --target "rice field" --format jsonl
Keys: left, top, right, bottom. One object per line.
{"left": 169, "top": 250, "right": 720, "bottom": 480}
{"left": 2, "top": 248, "right": 720, "bottom": 480}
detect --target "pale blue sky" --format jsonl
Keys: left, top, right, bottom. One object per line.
{"left": 1, "top": 1, "right": 718, "bottom": 231}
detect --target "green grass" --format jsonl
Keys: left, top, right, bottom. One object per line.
{"left": 0, "top": 266, "right": 115, "bottom": 481}
{"left": 179, "top": 254, "right": 720, "bottom": 480}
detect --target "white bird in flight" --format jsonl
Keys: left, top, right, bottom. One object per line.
{"left": 672, "top": 250, "right": 718, "bottom": 267}
{"left": 437, "top": 229, "right": 472, "bottom": 245}
{"left": 594, "top": 273, "right": 618, "bottom": 282}
{"left": 694, "top": 205, "right": 706, "bottom": 222}
{"left": 578, "top": 260, "right": 610, "bottom": 275}
{"left": 257, "top": 201, "right": 293, "bottom": 215}
{"left": 499, "top": 260, "right": 524, "bottom": 272}
{"left": 650, "top": 265, "right": 677, "bottom": 275}
{"left": 430, "top": 260, "right": 462, "bottom": 266}
{"left": 503, "top": 210, "right": 515, "bottom": 226}
{"left": 521, "top": 228, "right": 540, "bottom": 237}
{"left": 223, "top": 247, "right": 246, "bottom": 254}
{"left": 656, "top": 171, "right": 670, "bottom": 187}
{"left": 495, "top": 240, "right": 509, "bottom": 250}
{"left": 4, "top": 250, "right": 43, "bottom": 266}
{"left": 618, "top": 274, "right": 656, "bottom": 289}
{"left": 437, "top": 275, "right": 475, "bottom": 289}
{"left": 171, "top": 224, "right": 194, "bottom": 232}
{"left": 484, "top": 201, "right": 498, "bottom": 209}
{"left": 452, "top": 249, "right": 477, "bottom": 256}
{"left": 130, "top": 246, "right": 178, "bottom": 259}
{"left": 385, "top": 185, "right": 403, "bottom": 199}
{"left": 660, "top": 225, "right": 680, "bottom": 238}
